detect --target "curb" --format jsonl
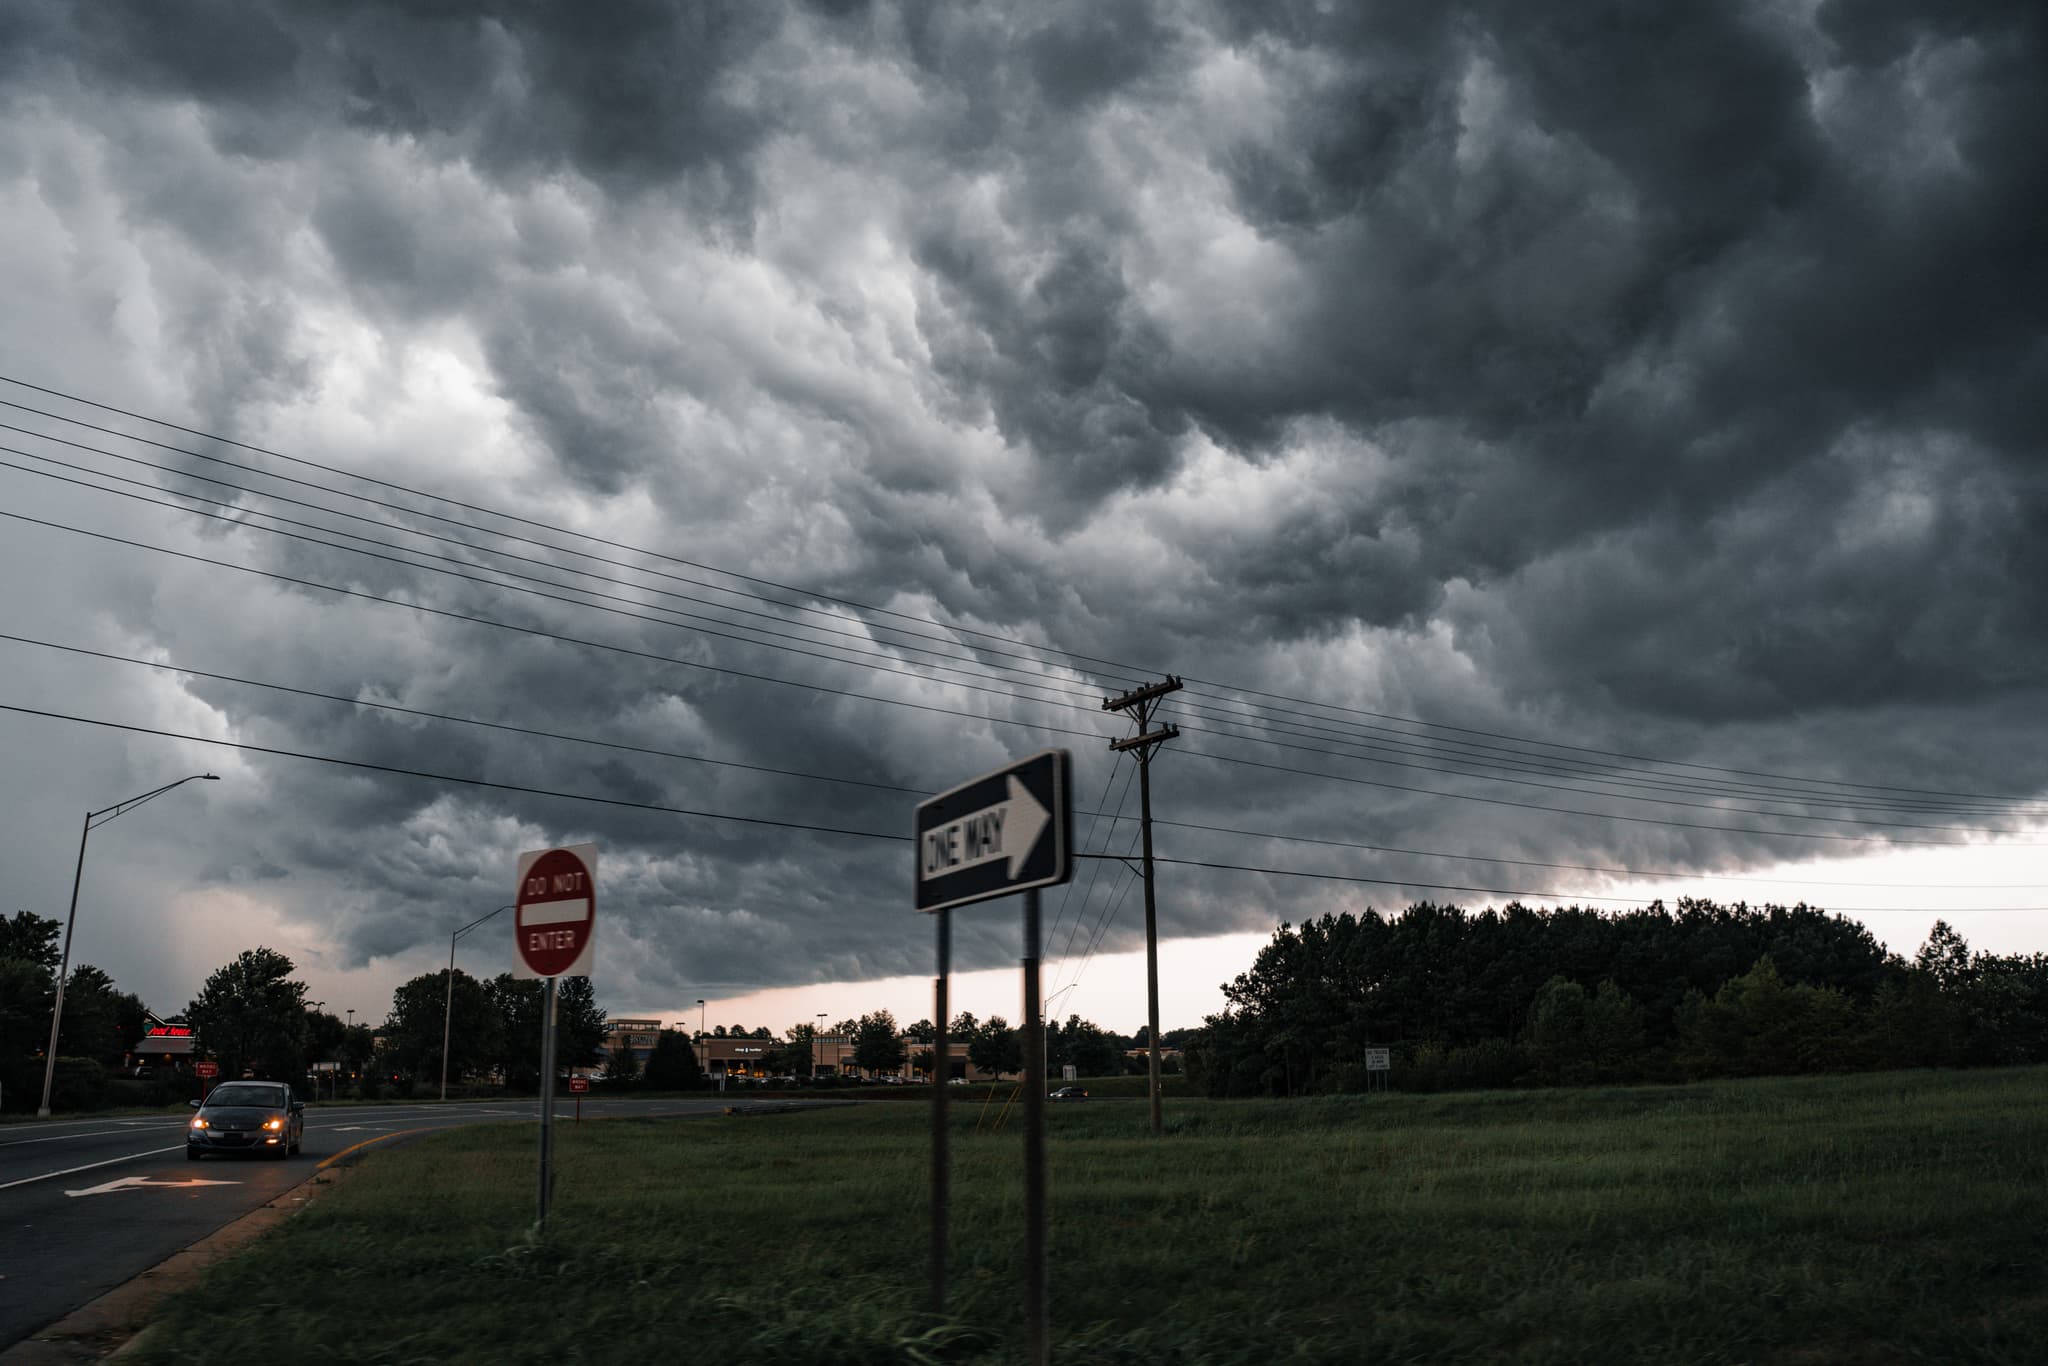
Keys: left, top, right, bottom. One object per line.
{"left": 0, "top": 1165, "right": 351, "bottom": 1364}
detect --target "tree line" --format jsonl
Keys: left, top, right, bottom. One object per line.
{"left": 1183, "top": 899, "right": 2048, "bottom": 1097}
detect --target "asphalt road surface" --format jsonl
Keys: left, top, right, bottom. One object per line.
{"left": 0, "top": 1096, "right": 791, "bottom": 1349}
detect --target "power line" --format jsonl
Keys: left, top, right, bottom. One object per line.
{"left": 0, "top": 631, "right": 932, "bottom": 797}
{"left": 16, "top": 628, "right": 2031, "bottom": 894}
{"left": 0, "top": 452, "right": 1117, "bottom": 719}
{"left": 9, "top": 505, "right": 2038, "bottom": 850}
{"left": 10, "top": 373, "right": 2038, "bottom": 809}
{"left": 0, "top": 701, "right": 912, "bottom": 844}
{"left": 12, "top": 457, "right": 2036, "bottom": 837}
{"left": 6, "top": 700, "right": 2043, "bottom": 915}
{"left": 0, "top": 385, "right": 1148, "bottom": 692}
{"left": 0, "top": 506, "right": 1112, "bottom": 747}
{"left": 0, "top": 423, "right": 1130, "bottom": 707}
{"left": 25, "top": 390, "right": 2011, "bottom": 819}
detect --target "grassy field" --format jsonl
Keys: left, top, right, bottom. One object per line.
{"left": 128, "top": 1068, "right": 2048, "bottom": 1364}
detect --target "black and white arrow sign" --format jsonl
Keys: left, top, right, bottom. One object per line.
{"left": 914, "top": 749, "right": 1072, "bottom": 913}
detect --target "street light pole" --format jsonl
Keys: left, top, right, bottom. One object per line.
{"left": 695, "top": 998, "right": 706, "bottom": 1077}
{"left": 39, "top": 773, "right": 218, "bottom": 1118}
{"left": 442, "top": 903, "right": 514, "bottom": 1101}
{"left": 815, "top": 1012, "right": 826, "bottom": 1080}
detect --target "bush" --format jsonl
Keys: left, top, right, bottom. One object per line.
{"left": 50, "top": 1057, "right": 109, "bottom": 1112}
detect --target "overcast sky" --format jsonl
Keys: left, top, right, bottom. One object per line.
{"left": 2, "top": 0, "right": 2043, "bottom": 1038}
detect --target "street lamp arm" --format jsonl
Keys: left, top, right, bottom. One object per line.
{"left": 454, "top": 903, "right": 516, "bottom": 941}
{"left": 87, "top": 773, "right": 219, "bottom": 829}
{"left": 40, "top": 772, "right": 220, "bottom": 1118}
{"left": 442, "top": 904, "right": 515, "bottom": 1102}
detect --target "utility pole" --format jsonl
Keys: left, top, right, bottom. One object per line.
{"left": 1103, "top": 674, "right": 1181, "bottom": 1137}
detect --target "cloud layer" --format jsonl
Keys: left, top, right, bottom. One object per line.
{"left": 1, "top": 0, "right": 2042, "bottom": 1020}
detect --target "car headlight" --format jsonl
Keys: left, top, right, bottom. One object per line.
{"left": 263, "top": 1117, "right": 284, "bottom": 1130}
{"left": 190, "top": 1117, "right": 207, "bottom": 1129}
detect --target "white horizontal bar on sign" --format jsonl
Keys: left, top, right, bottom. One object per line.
{"left": 520, "top": 898, "right": 590, "bottom": 926}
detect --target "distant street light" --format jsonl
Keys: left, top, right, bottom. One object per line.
{"left": 442, "top": 904, "right": 514, "bottom": 1101}
{"left": 39, "top": 773, "right": 218, "bottom": 1118}
{"left": 816, "top": 1013, "right": 827, "bottom": 1080}
{"left": 696, "top": 998, "right": 707, "bottom": 1075}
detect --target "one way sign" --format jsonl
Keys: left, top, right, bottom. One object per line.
{"left": 915, "top": 749, "right": 1072, "bottom": 913}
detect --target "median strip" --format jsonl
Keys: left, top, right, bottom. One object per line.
{"left": 317, "top": 1127, "right": 435, "bottom": 1169}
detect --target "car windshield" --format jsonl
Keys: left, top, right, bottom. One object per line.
{"left": 204, "top": 1083, "right": 287, "bottom": 1109}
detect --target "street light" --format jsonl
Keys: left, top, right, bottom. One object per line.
{"left": 1043, "top": 983, "right": 1078, "bottom": 1086}
{"left": 442, "top": 904, "right": 514, "bottom": 1101}
{"left": 695, "top": 998, "right": 706, "bottom": 1076}
{"left": 39, "top": 773, "right": 218, "bottom": 1118}
{"left": 815, "top": 1012, "right": 826, "bottom": 1080}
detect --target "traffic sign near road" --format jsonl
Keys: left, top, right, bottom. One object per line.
{"left": 514, "top": 843, "right": 597, "bottom": 978}
{"left": 914, "top": 750, "right": 1072, "bottom": 913}
{"left": 192, "top": 1061, "right": 219, "bottom": 1079}
{"left": 568, "top": 1076, "right": 590, "bottom": 1094}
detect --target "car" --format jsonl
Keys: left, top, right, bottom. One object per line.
{"left": 1049, "top": 1086, "right": 1089, "bottom": 1102}
{"left": 187, "top": 1080, "right": 304, "bottom": 1160}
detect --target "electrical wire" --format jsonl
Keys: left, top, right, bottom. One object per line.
{"left": 9, "top": 373, "right": 2041, "bottom": 808}
{"left": 5, "top": 503, "right": 2038, "bottom": 849}
{"left": 15, "top": 628, "right": 2032, "bottom": 894}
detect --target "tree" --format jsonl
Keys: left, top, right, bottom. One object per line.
{"left": 644, "top": 1029, "right": 703, "bottom": 1090}
{"left": 606, "top": 1032, "right": 642, "bottom": 1084}
{"left": 54, "top": 964, "right": 145, "bottom": 1065}
{"left": 382, "top": 969, "right": 501, "bottom": 1083}
{"left": 853, "top": 1010, "right": 906, "bottom": 1077}
{"left": 485, "top": 974, "right": 606, "bottom": 1088}
{"left": 1526, "top": 977, "right": 1593, "bottom": 1085}
{"left": 968, "top": 1015, "right": 1022, "bottom": 1079}
{"left": 187, "top": 948, "right": 308, "bottom": 1079}
{"left": 776, "top": 1022, "right": 819, "bottom": 1078}
{"left": 1, "top": 910, "right": 60, "bottom": 969}
{"left": 1048, "top": 1014, "right": 1123, "bottom": 1078}
{"left": 906, "top": 1018, "right": 936, "bottom": 1044}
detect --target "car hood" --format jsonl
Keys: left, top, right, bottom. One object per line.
{"left": 198, "top": 1107, "right": 282, "bottom": 1124}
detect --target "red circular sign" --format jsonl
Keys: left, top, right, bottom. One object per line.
{"left": 516, "top": 847, "right": 596, "bottom": 977}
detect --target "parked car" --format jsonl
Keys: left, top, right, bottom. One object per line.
{"left": 187, "top": 1080, "right": 303, "bottom": 1159}
{"left": 1049, "top": 1086, "right": 1089, "bottom": 1102}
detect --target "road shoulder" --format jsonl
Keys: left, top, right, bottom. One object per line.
{"left": 0, "top": 1163, "right": 348, "bottom": 1364}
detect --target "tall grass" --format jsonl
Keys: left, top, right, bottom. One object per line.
{"left": 129, "top": 1067, "right": 2048, "bottom": 1364}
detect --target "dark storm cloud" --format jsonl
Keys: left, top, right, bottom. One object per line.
{"left": 4, "top": 0, "right": 2046, "bottom": 1011}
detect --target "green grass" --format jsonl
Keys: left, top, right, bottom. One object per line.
{"left": 128, "top": 1068, "right": 2048, "bottom": 1364}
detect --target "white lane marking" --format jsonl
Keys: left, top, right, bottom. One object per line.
{"left": 0, "top": 1145, "right": 186, "bottom": 1192}
{"left": 67, "top": 1175, "right": 238, "bottom": 1197}
{"left": 0, "top": 1123, "right": 187, "bottom": 1149}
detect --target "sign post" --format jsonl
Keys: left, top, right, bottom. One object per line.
{"left": 193, "top": 1060, "right": 218, "bottom": 1099}
{"left": 914, "top": 750, "right": 1070, "bottom": 1362}
{"left": 514, "top": 843, "right": 597, "bottom": 1231}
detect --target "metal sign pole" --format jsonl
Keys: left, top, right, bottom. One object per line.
{"left": 537, "top": 975, "right": 558, "bottom": 1228}
{"left": 1022, "top": 886, "right": 1048, "bottom": 1366}
{"left": 930, "top": 905, "right": 951, "bottom": 1315}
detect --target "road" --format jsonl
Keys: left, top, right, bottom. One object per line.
{"left": 0, "top": 1096, "right": 792, "bottom": 1349}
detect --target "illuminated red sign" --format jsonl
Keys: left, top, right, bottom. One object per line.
{"left": 146, "top": 1026, "right": 192, "bottom": 1038}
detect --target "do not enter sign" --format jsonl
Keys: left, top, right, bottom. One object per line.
{"left": 514, "top": 843, "right": 597, "bottom": 978}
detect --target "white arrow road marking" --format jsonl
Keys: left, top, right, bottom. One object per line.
{"left": 0, "top": 1145, "right": 186, "bottom": 1192}
{"left": 66, "top": 1175, "right": 239, "bottom": 1197}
